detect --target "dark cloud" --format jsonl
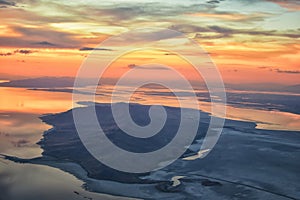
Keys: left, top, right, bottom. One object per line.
{"left": 164, "top": 53, "right": 177, "bottom": 55}
{"left": 171, "top": 24, "right": 300, "bottom": 40}
{"left": 82, "top": 1, "right": 217, "bottom": 24}
{"left": 276, "top": 69, "right": 300, "bottom": 74}
{"left": 0, "top": 52, "right": 13, "bottom": 56}
{"left": 1, "top": 0, "right": 298, "bottom": 51}
{"left": 119, "top": 29, "right": 181, "bottom": 44}
{"left": 210, "top": 25, "right": 300, "bottom": 38}
{"left": 258, "top": 66, "right": 271, "bottom": 70}
{"left": 208, "top": 25, "right": 235, "bottom": 35}
{"left": 229, "top": 69, "right": 238, "bottom": 72}
{"left": 128, "top": 64, "right": 137, "bottom": 69}
{"left": 259, "top": 66, "right": 300, "bottom": 74}
{"left": 14, "top": 26, "right": 68, "bottom": 39}
{"left": 207, "top": 0, "right": 220, "bottom": 4}
{"left": 32, "top": 41, "right": 57, "bottom": 46}
{"left": 0, "top": 49, "right": 37, "bottom": 56}
{"left": 0, "top": 26, "right": 80, "bottom": 48}
{"left": 97, "top": 6, "right": 148, "bottom": 21}
{"left": 0, "top": 0, "right": 15, "bottom": 6}
{"left": 170, "top": 24, "right": 210, "bottom": 33}
{"left": 207, "top": 0, "right": 225, "bottom": 4}
{"left": 127, "top": 64, "right": 170, "bottom": 70}
{"left": 79, "top": 47, "right": 112, "bottom": 51}
{"left": 14, "top": 49, "right": 36, "bottom": 54}
{"left": 194, "top": 33, "right": 225, "bottom": 39}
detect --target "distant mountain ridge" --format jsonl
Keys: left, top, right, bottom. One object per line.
{"left": 227, "top": 83, "right": 300, "bottom": 94}
{"left": 0, "top": 77, "right": 97, "bottom": 88}
{"left": 1, "top": 76, "right": 299, "bottom": 94}
{"left": 284, "top": 84, "right": 300, "bottom": 93}
{"left": 0, "top": 77, "right": 75, "bottom": 88}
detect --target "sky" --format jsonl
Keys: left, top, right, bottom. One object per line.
{"left": 0, "top": 0, "right": 299, "bottom": 85}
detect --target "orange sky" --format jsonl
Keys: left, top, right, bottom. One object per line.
{"left": 0, "top": 0, "right": 299, "bottom": 85}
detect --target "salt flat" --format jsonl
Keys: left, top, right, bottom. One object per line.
{"left": 4, "top": 103, "right": 300, "bottom": 199}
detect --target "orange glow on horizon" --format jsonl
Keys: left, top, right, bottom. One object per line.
{"left": 0, "top": 0, "right": 299, "bottom": 85}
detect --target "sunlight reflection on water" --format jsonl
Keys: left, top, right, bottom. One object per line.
{"left": 0, "top": 158, "right": 134, "bottom": 200}
{"left": 0, "top": 85, "right": 299, "bottom": 159}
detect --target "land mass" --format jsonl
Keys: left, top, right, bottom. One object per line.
{"left": 5, "top": 103, "right": 300, "bottom": 199}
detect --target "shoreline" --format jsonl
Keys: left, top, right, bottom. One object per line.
{"left": 3, "top": 102, "right": 300, "bottom": 199}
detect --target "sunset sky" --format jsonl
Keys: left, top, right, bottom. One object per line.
{"left": 0, "top": 0, "right": 299, "bottom": 85}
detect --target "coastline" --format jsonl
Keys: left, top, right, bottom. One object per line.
{"left": 3, "top": 102, "right": 300, "bottom": 199}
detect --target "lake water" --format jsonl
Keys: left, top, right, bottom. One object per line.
{"left": 0, "top": 85, "right": 300, "bottom": 199}
{"left": 1, "top": 86, "right": 300, "bottom": 158}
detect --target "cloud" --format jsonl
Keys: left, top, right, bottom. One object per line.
{"left": 79, "top": 47, "right": 112, "bottom": 51}
{"left": 85, "top": 1, "right": 216, "bottom": 23}
{"left": 0, "top": 52, "right": 13, "bottom": 56}
{"left": 208, "top": 25, "right": 300, "bottom": 38}
{"left": 267, "top": 0, "right": 300, "bottom": 11}
{"left": 171, "top": 24, "right": 300, "bottom": 40}
{"left": 259, "top": 66, "right": 300, "bottom": 74}
{"left": 0, "top": 49, "right": 37, "bottom": 56}
{"left": 13, "top": 26, "right": 78, "bottom": 45}
{"left": 170, "top": 24, "right": 210, "bottom": 34}
{"left": 32, "top": 41, "right": 57, "bottom": 46}
{"left": 276, "top": 69, "right": 300, "bottom": 74}
{"left": 14, "top": 49, "right": 37, "bottom": 54}
{"left": 258, "top": 66, "right": 273, "bottom": 71}
{"left": 0, "top": 25, "right": 80, "bottom": 48}
{"left": 164, "top": 53, "right": 177, "bottom": 55}
{"left": 0, "top": 0, "right": 299, "bottom": 53}
{"left": 127, "top": 64, "right": 170, "bottom": 70}
{"left": 0, "top": 0, "right": 15, "bottom": 6}
{"left": 206, "top": 0, "right": 221, "bottom": 4}
{"left": 194, "top": 33, "right": 225, "bottom": 39}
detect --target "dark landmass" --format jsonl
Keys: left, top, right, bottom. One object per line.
{"left": 0, "top": 77, "right": 75, "bottom": 88}
{"left": 1, "top": 75, "right": 299, "bottom": 94}
{"left": 4, "top": 103, "right": 300, "bottom": 199}
{"left": 284, "top": 84, "right": 300, "bottom": 93}
{"left": 224, "top": 91, "right": 300, "bottom": 115}
{"left": 226, "top": 83, "right": 300, "bottom": 94}
{"left": 38, "top": 103, "right": 210, "bottom": 183}
{"left": 0, "top": 77, "right": 96, "bottom": 88}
